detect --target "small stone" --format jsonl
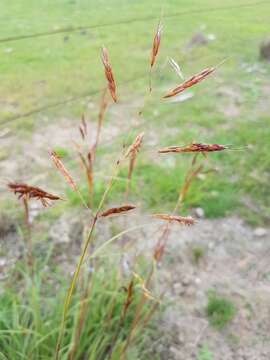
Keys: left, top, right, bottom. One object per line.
{"left": 260, "top": 38, "right": 270, "bottom": 61}
{"left": 181, "top": 275, "right": 191, "bottom": 287}
{"left": 186, "top": 32, "right": 209, "bottom": 49}
{"left": 195, "top": 207, "right": 204, "bottom": 218}
{"left": 194, "top": 277, "right": 201, "bottom": 285}
{"left": 185, "top": 286, "right": 196, "bottom": 297}
{"left": 178, "top": 333, "right": 185, "bottom": 345}
{"left": 0, "top": 258, "right": 7, "bottom": 267}
{"left": 169, "top": 346, "right": 182, "bottom": 358}
{"left": 208, "top": 241, "right": 215, "bottom": 250}
{"left": 254, "top": 227, "right": 267, "bottom": 237}
{"left": 173, "top": 282, "right": 185, "bottom": 295}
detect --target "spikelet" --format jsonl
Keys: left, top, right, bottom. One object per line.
{"left": 49, "top": 150, "right": 77, "bottom": 191}
{"left": 122, "top": 280, "right": 134, "bottom": 316}
{"left": 125, "top": 132, "right": 144, "bottom": 158}
{"left": 153, "top": 214, "right": 195, "bottom": 225}
{"left": 158, "top": 143, "right": 227, "bottom": 153}
{"left": 79, "top": 113, "right": 87, "bottom": 140}
{"left": 98, "top": 204, "right": 136, "bottom": 218}
{"left": 101, "top": 47, "right": 117, "bottom": 102}
{"left": 150, "top": 22, "right": 162, "bottom": 68}
{"left": 164, "top": 67, "right": 215, "bottom": 98}
{"left": 8, "top": 182, "right": 61, "bottom": 207}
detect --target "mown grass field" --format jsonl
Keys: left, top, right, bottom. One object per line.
{"left": 0, "top": 0, "right": 270, "bottom": 222}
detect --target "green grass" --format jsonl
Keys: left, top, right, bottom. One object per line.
{"left": 206, "top": 291, "right": 236, "bottom": 329}
{"left": 197, "top": 344, "right": 213, "bottom": 360}
{"left": 0, "top": 259, "right": 155, "bottom": 360}
{"left": 1, "top": 0, "right": 270, "bottom": 222}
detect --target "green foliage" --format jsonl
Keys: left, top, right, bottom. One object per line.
{"left": 0, "top": 262, "right": 152, "bottom": 359}
{"left": 197, "top": 344, "right": 213, "bottom": 360}
{"left": 206, "top": 292, "right": 236, "bottom": 329}
{"left": 191, "top": 245, "right": 205, "bottom": 265}
{"left": 53, "top": 146, "right": 69, "bottom": 158}
{"left": 1, "top": 0, "right": 269, "bottom": 223}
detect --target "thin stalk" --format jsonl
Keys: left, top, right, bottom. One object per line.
{"left": 22, "top": 197, "right": 33, "bottom": 269}
{"left": 54, "top": 157, "right": 123, "bottom": 359}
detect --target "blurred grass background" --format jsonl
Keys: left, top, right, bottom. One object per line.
{"left": 0, "top": 0, "right": 269, "bottom": 223}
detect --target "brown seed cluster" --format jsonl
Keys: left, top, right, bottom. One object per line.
{"left": 163, "top": 67, "right": 215, "bottom": 98}
{"left": 101, "top": 47, "right": 117, "bottom": 102}
{"left": 153, "top": 214, "right": 195, "bottom": 225}
{"left": 150, "top": 22, "right": 162, "bottom": 68}
{"left": 158, "top": 143, "right": 227, "bottom": 153}
{"left": 8, "top": 182, "right": 61, "bottom": 207}
{"left": 98, "top": 204, "right": 136, "bottom": 218}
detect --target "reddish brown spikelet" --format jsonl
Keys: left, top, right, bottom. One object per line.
{"left": 150, "top": 22, "right": 162, "bottom": 68}
{"left": 49, "top": 150, "right": 77, "bottom": 191}
{"left": 125, "top": 132, "right": 144, "bottom": 158}
{"left": 158, "top": 143, "right": 227, "bottom": 153}
{"left": 123, "top": 280, "right": 134, "bottom": 316}
{"left": 79, "top": 113, "right": 87, "bottom": 140}
{"left": 163, "top": 67, "right": 215, "bottom": 98}
{"left": 8, "top": 182, "right": 61, "bottom": 207}
{"left": 153, "top": 214, "right": 195, "bottom": 225}
{"left": 153, "top": 241, "right": 165, "bottom": 262}
{"left": 101, "top": 47, "right": 117, "bottom": 102}
{"left": 98, "top": 204, "right": 136, "bottom": 218}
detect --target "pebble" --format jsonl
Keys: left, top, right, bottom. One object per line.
{"left": 173, "top": 282, "right": 185, "bottom": 295}
{"left": 195, "top": 207, "right": 205, "bottom": 218}
{"left": 181, "top": 275, "right": 191, "bottom": 286}
{"left": 254, "top": 227, "right": 267, "bottom": 237}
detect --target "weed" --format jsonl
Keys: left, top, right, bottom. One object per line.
{"left": 197, "top": 344, "right": 213, "bottom": 360}
{"left": 206, "top": 291, "right": 236, "bottom": 329}
{"left": 191, "top": 245, "right": 205, "bottom": 265}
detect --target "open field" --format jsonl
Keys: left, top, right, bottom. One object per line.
{"left": 0, "top": 0, "right": 270, "bottom": 222}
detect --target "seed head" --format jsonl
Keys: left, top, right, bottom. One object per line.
{"left": 163, "top": 67, "right": 215, "bottom": 98}
{"left": 158, "top": 143, "right": 227, "bottom": 154}
{"left": 153, "top": 214, "right": 195, "bottom": 225}
{"left": 101, "top": 47, "right": 117, "bottom": 102}
{"left": 49, "top": 150, "right": 77, "bottom": 191}
{"left": 8, "top": 182, "right": 61, "bottom": 207}
{"left": 125, "top": 132, "right": 144, "bottom": 158}
{"left": 150, "top": 22, "right": 162, "bottom": 68}
{"left": 98, "top": 204, "right": 136, "bottom": 218}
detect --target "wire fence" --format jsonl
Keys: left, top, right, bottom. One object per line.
{"left": 0, "top": 0, "right": 268, "bottom": 128}
{"left": 0, "top": 0, "right": 267, "bottom": 44}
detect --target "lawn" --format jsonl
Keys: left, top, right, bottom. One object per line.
{"left": 0, "top": 0, "right": 269, "bottom": 222}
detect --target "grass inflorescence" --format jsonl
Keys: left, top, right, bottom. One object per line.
{"left": 3, "top": 14, "right": 241, "bottom": 360}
